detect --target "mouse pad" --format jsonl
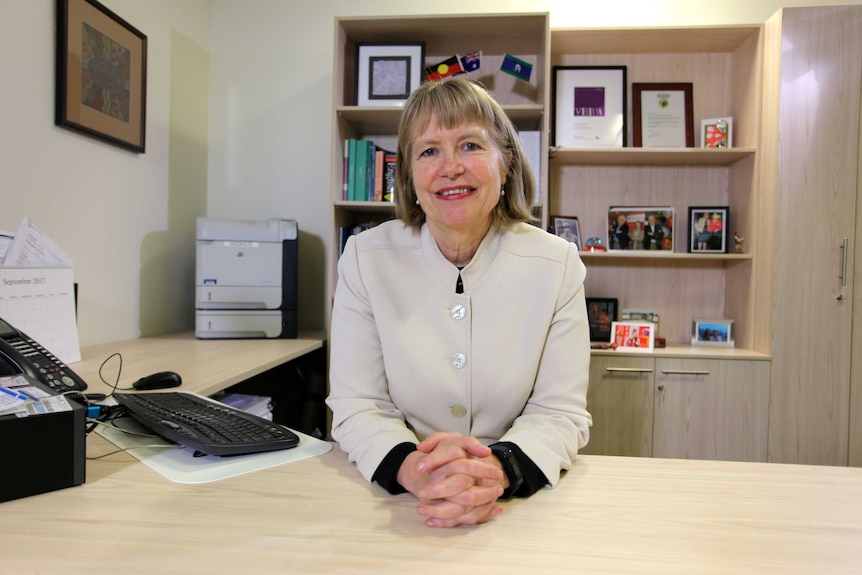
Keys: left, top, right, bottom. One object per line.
{"left": 96, "top": 418, "right": 332, "bottom": 484}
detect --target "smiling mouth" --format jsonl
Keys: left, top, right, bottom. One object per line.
{"left": 436, "top": 187, "right": 473, "bottom": 198}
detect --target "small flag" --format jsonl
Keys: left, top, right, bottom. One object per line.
{"left": 459, "top": 50, "right": 482, "bottom": 73}
{"left": 500, "top": 53, "right": 532, "bottom": 83}
{"left": 425, "top": 55, "right": 465, "bottom": 81}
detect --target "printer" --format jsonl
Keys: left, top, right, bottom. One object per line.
{"left": 195, "top": 217, "right": 298, "bottom": 339}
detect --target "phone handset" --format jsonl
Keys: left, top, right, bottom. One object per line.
{"left": 0, "top": 316, "right": 88, "bottom": 392}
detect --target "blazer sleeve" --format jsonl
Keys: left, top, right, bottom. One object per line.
{"left": 326, "top": 236, "right": 419, "bottom": 483}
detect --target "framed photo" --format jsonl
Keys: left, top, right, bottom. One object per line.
{"left": 611, "top": 321, "right": 655, "bottom": 352}
{"left": 607, "top": 207, "right": 675, "bottom": 252}
{"left": 632, "top": 82, "right": 694, "bottom": 148}
{"left": 552, "top": 66, "right": 627, "bottom": 148}
{"left": 551, "top": 215, "right": 581, "bottom": 249}
{"left": 688, "top": 206, "right": 729, "bottom": 253}
{"left": 55, "top": 0, "right": 147, "bottom": 153}
{"left": 701, "top": 117, "right": 733, "bottom": 148}
{"left": 692, "top": 319, "right": 734, "bottom": 347}
{"left": 586, "top": 298, "right": 618, "bottom": 343}
{"left": 356, "top": 42, "right": 425, "bottom": 107}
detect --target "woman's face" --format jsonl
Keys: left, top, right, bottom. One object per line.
{"left": 411, "top": 116, "right": 506, "bottom": 239}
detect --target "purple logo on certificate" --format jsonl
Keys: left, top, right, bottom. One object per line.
{"left": 574, "top": 87, "right": 606, "bottom": 117}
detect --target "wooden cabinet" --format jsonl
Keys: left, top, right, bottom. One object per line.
{"left": 583, "top": 351, "right": 769, "bottom": 462}
{"left": 759, "top": 6, "right": 862, "bottom": 466}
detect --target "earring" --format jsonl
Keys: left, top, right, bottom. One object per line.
{"left": 415, "top": 199, "right": 420, "bottom": 205}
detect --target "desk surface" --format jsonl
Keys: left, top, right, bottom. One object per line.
{"left": 69, "top": 330, "right": 326, "bottom": 396}
{"left": 2, "top": 434, "right": 861, "bottom": 574}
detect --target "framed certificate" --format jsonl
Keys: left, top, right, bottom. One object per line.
{"left": 632, "top": 82, "right": 694, "bottom": 148}
{"left": 552, "top": 66, "right": 627, "bottom": 148}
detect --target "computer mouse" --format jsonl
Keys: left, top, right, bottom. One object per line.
{"left": 132, "top": 371, "right": 182, "bottom": 391}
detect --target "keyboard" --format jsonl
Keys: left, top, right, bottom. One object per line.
{"left": 113, "top": 391, "right": 300, "bottom": 456}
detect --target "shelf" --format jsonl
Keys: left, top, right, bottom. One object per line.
{"left": 591, "top": 343, "right": 770, "bottom": 361}
{"left": 550, "top": 147, "right": 755, "bottom": 166}
{"left": 551, "top": 25, "right": 761, "bottom": 56}
{"left": 334, "top": 201, "right": 396, "bottom": 214}
{"left": 337, "top": 104, "right": 545, "bottom": 135}
{"left": 579, "top": 251, "right": 751, "bottom": 262}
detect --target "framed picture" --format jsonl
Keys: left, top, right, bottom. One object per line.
{"left": 632, "top": 82, "right": 694, "bottom": 148}
{"left": 692, "top": 319, "right": 734, "bottom": 347}
{"left": 551, "top": 66, "right": 627, "bottom": 148}
{"left": 586, "top": 298, "right": 618, "bottom": 343}
{"left": 551, "top": 215, "right": 581, "bottom": 249}
{"left": 688, "top": 206, "right": 729, "bottom": 253}
{"left": 55, "top": 0, "right": 147, "bottom": 153}
{"left": 611, "top": 321, "right": 655, "bottom": 352}
{"left": 701, "top": 117, "right": 733, "bottom": 148}
{"left": 607, "top": 207, "right": 675, "bottom": 252}
{"left": 356, "top": 42, "right": 425, "bottom": 107}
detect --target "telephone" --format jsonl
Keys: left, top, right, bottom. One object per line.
{"left": 0, "top": 316, "right": 88, "bottom": 393}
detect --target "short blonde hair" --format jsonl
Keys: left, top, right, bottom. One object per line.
{"left": 394, "top": 78, "right": 536, "bottom": 227}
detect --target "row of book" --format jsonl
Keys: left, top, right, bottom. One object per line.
{"left": 342, "top": 139, "right": 396, "bottom": 202}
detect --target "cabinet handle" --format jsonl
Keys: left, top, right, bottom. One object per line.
{"left": 660, "top": 370, "right": 710, "bottom": 376}
{"left": 605, "top": 367, "right": 654, "bottom": 373}
{"left": 839, "top": 237, "right": 848, "bottom": 287}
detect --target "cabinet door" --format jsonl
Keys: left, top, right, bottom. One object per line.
{"left": 653, "top": 358, "right": 768, "bottom": 462}
{"left": 582, "top": 355, "right": 654, "bottom": 457}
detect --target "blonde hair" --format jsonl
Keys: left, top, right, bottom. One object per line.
{"left": 394, "top": 78, "right": 536, "bottom": 227}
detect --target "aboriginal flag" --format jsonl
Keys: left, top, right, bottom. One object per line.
{"left": 425, "top": 55, "right": 465, "bottom": 81}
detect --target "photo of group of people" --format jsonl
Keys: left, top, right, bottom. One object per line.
{"left": 607, "top": 207, "right": 674, "bottom": 251}
{"left": 586, "top": 298, "right": 616, "bottom": 342}
{"left": 611, "top": 321, "right": 654, "bottom": 351}
{"left": 688, "top": 206, "right": 729, "bottom": 253}
{"left": 692, "top": 319, "right": 734, "bottom": 347}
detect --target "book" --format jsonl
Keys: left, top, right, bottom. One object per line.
{"left": 366, "top": 140, "right": 376, "bottom": 201}
{"left": 373, "top": 148, "right": 384, "bottom": 202}
{"left": 342, "top": 139, "right": 350, "bottom": 200}
{"left": 346, "top": 139, "right": 357, "bottom": 202}
{"left": 354, "top": 140, "right": 369, "bottom": 202}
{"left": 382, "top": 150, "right": 396, "bottom": 202}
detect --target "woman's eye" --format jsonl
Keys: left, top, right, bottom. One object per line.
{"left": 463, "top": 142, "right": 479, "bottom": 151}
{"left": 419, "top": 148, "right": 436, "bottom": 158}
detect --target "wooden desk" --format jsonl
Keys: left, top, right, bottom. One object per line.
{"left": 69, "top": 330, "right": 326, "bottom": 396}
{"left": 2, "top": 435, "right": 861, "bottom": 574}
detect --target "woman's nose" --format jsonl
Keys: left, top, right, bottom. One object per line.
{"left": 439, "top": 151, "right": 465, "bottom": 177}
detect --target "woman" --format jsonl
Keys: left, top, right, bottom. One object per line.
{"left": 327, "top": 78, "right": 591, "bottom": 528}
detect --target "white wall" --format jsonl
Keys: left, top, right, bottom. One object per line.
{"left": 2, "top": 0, "right": 859, "bottom": 348}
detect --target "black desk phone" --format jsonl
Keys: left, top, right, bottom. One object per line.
{"left": 0, "top": 316, "right": 88, "bottom": 393}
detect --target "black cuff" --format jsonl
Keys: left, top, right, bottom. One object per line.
{"left": 371, "top": 442, "right": 417, "bottom": 494}
{"left": 490, "top": 441, "right": 548, "bottom": 498}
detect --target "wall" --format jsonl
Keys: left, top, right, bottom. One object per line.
{"left": 2, "top": 0, "right": 859, "bottom": 349}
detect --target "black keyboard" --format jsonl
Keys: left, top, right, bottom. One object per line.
{"left": 113, "top": 392, "right": 299, "bottom": 456}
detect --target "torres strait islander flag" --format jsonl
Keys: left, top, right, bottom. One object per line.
{"left": 425, "top": 55, "right": 465, "bottom": 81}
{"left": 500, "top": 53, "right": 533, "bottom": 83}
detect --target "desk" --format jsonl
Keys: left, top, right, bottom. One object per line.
{"left": 69, "top": 330, "right": 326, "bottom": 396}
{"left": 2, "top": 437, "right": 861, "bottom": 574}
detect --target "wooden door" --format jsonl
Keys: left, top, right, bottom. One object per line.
{"left": 764, "top": 6, "right": 862, "bottom": 465}
{"left": 582, "top": 355, "right": 654, "bottom": 457}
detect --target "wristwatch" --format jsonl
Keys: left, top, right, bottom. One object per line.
{"left": 490, "top": 444, "right": 524, "bottom": 500}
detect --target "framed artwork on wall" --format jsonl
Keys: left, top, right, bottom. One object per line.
{"left": 55, "top": 0, "right": 148, "bottom": 152}
{"left": 552, "top": 65, "right": 627, "bottom": 148}
{"left": 356, "top": 42, "right": 425, "bottom": 107}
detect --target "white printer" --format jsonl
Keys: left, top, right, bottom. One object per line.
{"left": 195, "top": 217, "right": 298, "bottom": 339}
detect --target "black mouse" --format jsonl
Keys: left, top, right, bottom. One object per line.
{"left": 132, "top": 371, "right": 182, "bottom": 391}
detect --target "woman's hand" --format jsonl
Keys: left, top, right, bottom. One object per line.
{"left": 397, "top": 433, "right": 508, "bottom": 528}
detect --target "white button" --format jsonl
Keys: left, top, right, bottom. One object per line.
{"left": 451, "top": 353, "right": 466, "bottom": 369}
{"left": 451, "top": 405, "right": 467, "bottom": 418}
{"left": 450, "top": 304, "right": 466, "bottom": 320}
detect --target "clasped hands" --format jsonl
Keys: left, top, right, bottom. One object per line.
{"left": 396, "top": 432, "right": 508, "bottom": 528}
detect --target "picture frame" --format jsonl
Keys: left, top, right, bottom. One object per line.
{"left": 55, "top": 0, "right": 147, "bottom": 153}
{"left": 688, "top": 206, "right": 729, "bottom": 254}
{"left": 550, "top": 215, "right": 581, "bottom": 250}
{"left": 586, "top": 298, "right": 618, "bottom": 343}
{"left": 611, "top": 321, "right": 655, "bottom": 352}
{"left": 607, "top": 207, "right": 675, "bottom": 252}
{"left": 701, "top": 117, "right": 733, "bottom": 148}
{"left": 356, "top": 42, "right": 425, "bottom": 107}
{"left": 632, "top": 82, "right": 694, "bottom": 148}
{"left": 551, "top": 66, "right": 627, "bottom": 148}
{"left": 692, "top": 319, "right": 734, "bottom": 347}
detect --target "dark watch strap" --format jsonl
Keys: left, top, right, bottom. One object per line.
{"left": 491, "top": 444, "right": 524, "bottom": 500}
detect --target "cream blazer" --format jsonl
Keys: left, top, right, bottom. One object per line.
{"left": 327, "top": 220, "right": 592, "bottom": 487}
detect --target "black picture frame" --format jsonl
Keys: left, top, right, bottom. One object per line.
{"left": 55, "top": 0, "right": 147, "bottom": 152}
{"left": 552, "top": 65, "right": 627, "bottom": 148}
{"left": 550, "top": 215, "right": 581, "bottom": 250}
{"left": 356, "top": 42, "right": 425, "bottom": 107}
{"left": 688, "top": 206, "right": 729, "bottom": 253}
{"left": 586, "top": 298, "right": 618, "bottom": 343}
